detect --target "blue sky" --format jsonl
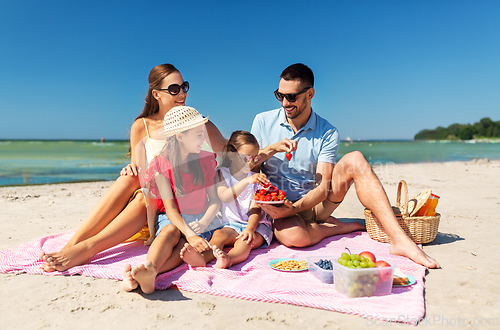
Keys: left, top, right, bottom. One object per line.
{"left": 0, "top": 0, "right": 498, "bottom": 140}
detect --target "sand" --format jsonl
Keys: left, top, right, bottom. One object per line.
{"left": 1, "top": 160, "right": 499, "bottom": 329}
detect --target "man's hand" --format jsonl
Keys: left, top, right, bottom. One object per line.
{"left": 273, "top": 138, "right": 298, "bottom": 154}
{"left": 259, "top": 200, "right": 296, "bottom": 219}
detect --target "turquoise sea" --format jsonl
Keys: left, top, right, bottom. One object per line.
{"left": 1, "top": 140, "right": 499, "bottom": 186}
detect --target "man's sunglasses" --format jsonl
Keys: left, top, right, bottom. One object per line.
{"left": 274, "top": 87, "right": 311, "bottom": 103}
{"left": 156, "top": 81, "right": 189, "bottom": 95}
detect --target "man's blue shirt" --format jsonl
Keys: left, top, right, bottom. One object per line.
{"left": 251, "top": 108, "right": 339, "bottom": 201}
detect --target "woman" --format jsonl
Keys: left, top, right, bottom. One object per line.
{"left": 40, "top": 64, "right": 225, "bottom": 272}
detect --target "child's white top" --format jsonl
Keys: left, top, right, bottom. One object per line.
{"left": 218, "top": 167, "right": 270, "bottom": 227}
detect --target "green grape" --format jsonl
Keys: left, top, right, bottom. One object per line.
{"left": 360, "top": 261, "right": 367, "bottom": 268}
{"left": 360, "top": 256, "right": 366, "bottom": 263}
{"left": 353, "top": 260, "right": 360, "bottom": 267}
{"left": 347, "top": 261, "right": 353, "bottom": 267}
{"left": 367, "top": 261, "right": 375, "bottom": 268}
{"left": 341, "top": 252, "right": 349, "bottom": 259}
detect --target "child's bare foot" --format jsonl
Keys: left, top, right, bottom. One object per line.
{"left": 390, "top": 236, "right": 440, "bottom": 269}
{"left": 180, "top": 243, "right": 206, "bottom": 267}
{"left": 131, "top": 260, "right": 157, "bottom": 294}
{"left": 39, "top": 241, "right": 93, "bottom": 272}
{"left": 121, "top": 264, "right": 138, "bottom": 292}
{"left": 212, "top": 245, "right": 232, "bottom": 269}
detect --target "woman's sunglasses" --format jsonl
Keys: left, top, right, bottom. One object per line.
{"left": 274, "top": 87, "right": 311, "bottom": 103}
{"left": 156, "top": 81, "right": 189, "bottom": 95}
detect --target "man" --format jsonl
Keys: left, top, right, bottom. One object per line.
{"left": 251, "top": 63, "right": 439, "bottom": 268}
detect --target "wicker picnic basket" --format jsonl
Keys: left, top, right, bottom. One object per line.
{"left": 365, "top": 180, "right": 440, "bottom": 244}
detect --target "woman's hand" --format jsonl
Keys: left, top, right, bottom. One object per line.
{"left": 186, "top": 235, "right": 211, "bottom": 254}
{"left": 120, "top": 163, "right": 140, "bottom": 176}
{"left": 188, "top": 221, "right": 208, "bottom": 235}
{"left": 236, "top": 228, "right": 256, "bottom": 245}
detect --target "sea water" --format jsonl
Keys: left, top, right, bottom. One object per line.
{"left": 0, "top": 140, "right": 129, "bottom": 186}
{"left": 1, "top": 140, "right": 499, "bottom": 186}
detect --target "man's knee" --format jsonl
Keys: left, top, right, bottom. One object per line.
{"left": 337, "top": 150, "right": 371, "bottom": 176}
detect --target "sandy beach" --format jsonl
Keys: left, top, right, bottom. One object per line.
{"left": 1, "top": 160, "right": 499, "bottom": 329}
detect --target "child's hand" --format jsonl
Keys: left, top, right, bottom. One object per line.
{"left": 187, "top": 235, "right": 211, "bottom": 254}
{"left": 247, "top": 173, "right": 269, "bottom": 187}
{"left": 189, "top": 221, "right": 208, "bottom": 235}
{"left": 144, "top": 235, "right": 154, "bottom": 246}
{"left": 236, "top": 228, "right": 256, "bottom": 246}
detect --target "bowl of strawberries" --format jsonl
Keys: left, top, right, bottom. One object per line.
{"left": 253, "top": 185, "right": 287, "bottom": 204}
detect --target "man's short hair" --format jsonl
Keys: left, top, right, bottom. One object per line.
{"left": 280, "top": 63, "right": 314, "bottom": 87}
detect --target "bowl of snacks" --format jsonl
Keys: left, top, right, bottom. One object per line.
{"left": 333, "top": 249, "right": 395, "bottom": 298}
{"left": 306, "top": 256, "right": 334, "bottom": 284}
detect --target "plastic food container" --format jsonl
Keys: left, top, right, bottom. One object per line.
{"left": 333, "top": 257, "right": 395, "bottom": 298}
{"left": 306, "top": 256, "right": 334, "bottom": 284}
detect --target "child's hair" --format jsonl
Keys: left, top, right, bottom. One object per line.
{"left": 161, "top": 132, "right": 204, "bottom": 196}
{"left": 221, "top": 130, "right": 260, "bottom": 168}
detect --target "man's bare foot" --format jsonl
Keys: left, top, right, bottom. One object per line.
{"left": 180, "top": 243, "right": 206, "bottom": 267}
{"left": 121, "top": 264, "right": 138, "bottom": 292}
{"left": 212, "top": 245, "right": 232, "bottom": 269}
{"left": 321, "top": 216, "right": 366, "bottom": 233}
{"left": 389, "top": 236, "right": 440, "bottom": 269}
{"left": 39, "top": 241, "right": 92, "bottom": 272}
{"left": 131, "top": 260, "right": 157, "bottom": 294}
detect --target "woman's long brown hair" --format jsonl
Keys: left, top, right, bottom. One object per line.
{"left": 128, "top": 64, "right": 180, "bottom": 156}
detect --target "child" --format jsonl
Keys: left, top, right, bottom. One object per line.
{"left": 180, "top": 130, "right": 273, "bottom": 269}
{"left": 122, "top": 106, "right": 222, "bottom": 294}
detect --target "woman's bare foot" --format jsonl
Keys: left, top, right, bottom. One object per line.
{"left": 212, "top": 245, "right": 232, "bottom": 269}
{"left": 39, "top": 241, "right": 93, "bottom": 272}
{"left": 180, "top": 243, "right": 206, "bottom": 267}
{"left": 121, "top": 264, "right": 138, "bottom": 292}
{"left": 131, "top": 260, "right": 157, "bottom": 294}
{"left": 389, "top": 236, "right": 440, "bottom": 268}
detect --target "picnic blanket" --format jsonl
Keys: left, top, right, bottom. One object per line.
{"left": 0, "top": 231, "right": 426, "bottom": 325}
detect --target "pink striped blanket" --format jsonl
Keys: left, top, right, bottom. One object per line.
{"left": 0, "top": 231, "right": 426, "bottom": 324}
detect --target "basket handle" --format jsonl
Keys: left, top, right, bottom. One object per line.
{"left": 396, "top": 180, "right": 409, "bottom": 217}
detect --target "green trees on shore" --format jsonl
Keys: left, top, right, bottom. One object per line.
{"left": 414, "top": 117, "right": 500, "bottom": 140}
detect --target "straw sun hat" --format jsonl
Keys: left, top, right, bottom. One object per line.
{"left": 161, "top": 106, "right": 209, "bottom": 137}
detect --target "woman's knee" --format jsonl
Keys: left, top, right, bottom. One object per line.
{"left": 115, "top": 174, "right": 141, "bottom": 193}
{"left": 274, "top": 225, "right": 313, "bottom": 248}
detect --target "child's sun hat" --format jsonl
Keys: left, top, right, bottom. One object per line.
{"left": 162, "top": 106, "right": 209, "bottom": 137}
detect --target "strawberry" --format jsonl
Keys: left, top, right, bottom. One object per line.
{"left": 268, "top": 185, "right": 278, "bottom": 194}
{"left": 286, "top": 152, "right": 292, "bottom": 161}
{"left": 259, "top": 189, "right": 267, "bottom": 195}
